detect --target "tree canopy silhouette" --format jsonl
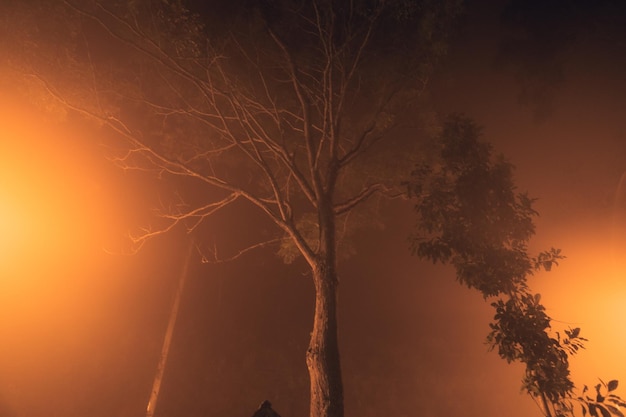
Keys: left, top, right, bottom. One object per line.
{"left": 406, "top": 115, "right": 625, "bottom": 417}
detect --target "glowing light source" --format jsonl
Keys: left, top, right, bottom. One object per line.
{"left": 0, "top": 95, "right": 157, "bottom": 416}
{"left": 0, "top": 197, "right": 26, "bottom": 262}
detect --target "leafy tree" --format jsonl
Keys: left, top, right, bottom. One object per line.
{"left": 406, "top": 114, "right": 545, "bottom": 298}
{"left": 406, "top": 114, "right": 625, "bottom": 417}
{"left": 1, "top": 1, "right": 462, "bottom": 417}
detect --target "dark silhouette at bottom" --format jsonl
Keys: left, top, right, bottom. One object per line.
{"left": 252, "top": 400, "right": 282, "bottom": 417}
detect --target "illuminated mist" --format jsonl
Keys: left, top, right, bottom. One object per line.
{"left": 1, "top": 1, "right": 626, "bottom": 417}
{"left": 0, "top": 96, "right": 189, "bottom": 417}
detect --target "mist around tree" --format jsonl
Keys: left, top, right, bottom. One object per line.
{"left": 1, "top": 1, "right": 462, "bottom": 416}
{"left": 1, "top": 1, "right": 624, "bottom": 417}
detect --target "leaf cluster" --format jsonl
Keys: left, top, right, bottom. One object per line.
{"left": 486, "top": 291, "right": 580, "bottom": 404}
{"left": 406, "top": 114, "right": 538, "bottom": 297}
{"left": 551, "top": 379, "right": 626, "bottom": 417}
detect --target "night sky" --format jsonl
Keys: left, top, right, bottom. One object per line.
{"left": 1, "top": 1, "right": 626, "bottom": 417}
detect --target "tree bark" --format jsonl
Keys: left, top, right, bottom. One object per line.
{"left": 306, "top": 196, "right": 344, "bottom": 417}
{"left": 307, "top": 260, "right": 343, "bottom": 417}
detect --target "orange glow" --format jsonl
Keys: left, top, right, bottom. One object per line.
{"left": 0, "top": 96, "right": 151, "bottom": 415}
{"left": 530, "top": 219, "right": 626, "bottom": 391}
{"left": 0, "top": 191, "right": 27, "bottom": 267}
{"left": 0, "top": 118, "right": 103, "bottom": 279}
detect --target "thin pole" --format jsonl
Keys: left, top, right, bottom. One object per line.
{"left": 146, "top": 239, "right": 195, "bottom": 417}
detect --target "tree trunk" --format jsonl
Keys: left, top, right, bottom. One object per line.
{"left": 307, "top": 260, "right": 344, "bottom": 417}
{"left": 306, "top": 195, "right": 344, "bottom": 417}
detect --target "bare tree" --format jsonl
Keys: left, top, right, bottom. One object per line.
{"left": 1, "top": 1, "right": 461, "bottom": 416}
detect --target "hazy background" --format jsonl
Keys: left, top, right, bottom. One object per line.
{"left": 1, "top": 1, "right": 626, "bottom": 416}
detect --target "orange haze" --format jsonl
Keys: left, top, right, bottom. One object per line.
{"left": 0, "top": 98, "right": 158, "bottom": 416}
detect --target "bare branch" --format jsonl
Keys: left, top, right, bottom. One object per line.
{"left": 337, "top": 122, "right": 377, "bottom": 167}
{"left": 334, "top": 183, "right": 404, "bottom": 215}
{"left": 268, "top": 28, "right": 323, "bottom": 198}
{"left": 27, "top": 73, "right": 309, "bottom": 241}
{"left": 196, "top": 237, "right": 285, "bottom": 264}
